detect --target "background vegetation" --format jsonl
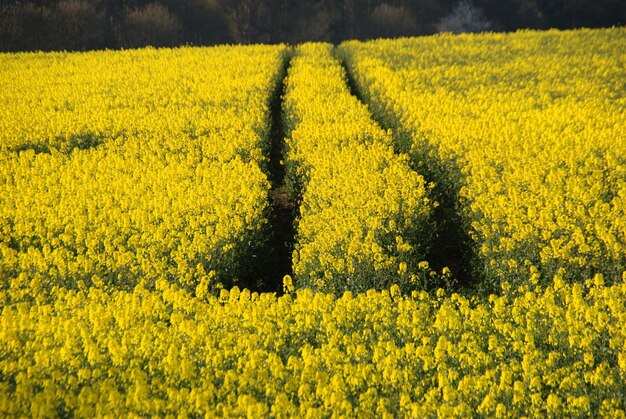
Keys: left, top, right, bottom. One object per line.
{"left": 1, "top": 0, "right": 625, "bottom": 52}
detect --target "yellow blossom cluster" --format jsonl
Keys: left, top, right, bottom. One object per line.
{"left": 1, "top": 277, "right": 625, "bottom": 416}
{"left": 283, "top": 43, "right": 433, "bottom": 293}
{"left": 339, "top": 28, "right": 626, "bottom": 290}
{"left": 0, "top": 45, "right": 289, "bottom": 303}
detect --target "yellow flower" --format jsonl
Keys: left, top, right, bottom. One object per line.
{"left": 283, "top": 275, "right": 295, "bottom": 294}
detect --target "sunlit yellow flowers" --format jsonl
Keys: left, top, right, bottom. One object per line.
{"left": 0, "top": 45, "right": 290, "bottom": 303}
{"left": 340, "top": 27, "right": 626, "bottom": 290}
{"left": 283, "top": 43, "right": 433, "bottom": 293}
{"left": 1, "top": 28, "right": 625, "bottom": 417}
{"left": 1, "top": 277, "right": 625, "bottom": 416}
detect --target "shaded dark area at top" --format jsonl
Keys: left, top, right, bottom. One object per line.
{"left": 1, "top": 0, "right": 625, "bottom": 52}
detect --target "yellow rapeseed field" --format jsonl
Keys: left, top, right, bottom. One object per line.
{"left": 283, "top": 44, "right": 435, "bottom": 293}
{"left": 1, "top": 276, "right": 625, "bottom": 416}
{"left": 0, "top": 45, "right": 289, "bottom": 303}
{"left": 1, "top": 29, "right": 625, "bottom": 416}
{"left": 340, "top": 28, "right": 626, "bottom": 290}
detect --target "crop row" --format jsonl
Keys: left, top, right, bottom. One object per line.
{"left": 282, "top": 44, "right": 435, "bottom": 294}
{"left": 339, "top": 28, "right": 626, "bottom": 291}
{"left": 0, "top": 45, "right": 289, "bottom": 304}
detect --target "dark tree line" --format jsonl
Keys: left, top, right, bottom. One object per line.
{"left": 1, "top": 0, "right": 625, "bottom": 52}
